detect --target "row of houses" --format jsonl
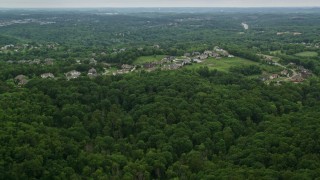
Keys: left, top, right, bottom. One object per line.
{"left": 14, "top": 68, "right": 99, "bottom": 85}
{"left": 6, "top": 58, "right": 54, "bottom": 65}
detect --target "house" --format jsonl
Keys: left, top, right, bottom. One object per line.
{"left": 89, "top": 58, "right": 97, "bottom": 65}
{"left": 192, "top": 59, "right": 202, "bottom": 63}
{"left": 300, "top": 69, "right": 312, "bottom": 79}
{"left": 211, "top": 52, "right": 220, "bottom": 58}
{"left": 291, "top": 74, "right": 304, "bottom": 82}
{"left": 114, "top": 69, "right": 130, "bottom": 75}
{"left": 184, "top": 53, "right": 191, "bottom": 57}
{"left": 88, "top": 68, "right": 98, "bottom": 78}
{"left": 204, "top": 50, "right": 213, "bottom": 56}
{"left": 41, "top": 73, "right": 55, "bottom": 79}
{"left": 162, "top": 63, "right": 182, "bottom": 70}
{"left": 143, "top": 63, "right": 156, "bottom": 69}
{"left": 121, "top": 64, "right": 134, "bottom": 70}
{"left": 30, "top": 59, "right": 41, "bottom": 65}
{"left": 287, "top": 62, "right": 296, "bottom": 67}
{"left": 260, "top": 75, "right": 269, "bottom": 82}
{"left": 119, "top": 48, "right": 126, "bottom": 52}
{"left": 280, "top": 69, "right": 289, "bottom": 76}
{"left": 44, "top": 58, "right": 54, "bottom": 65}
{"left": 183, "top": 59, "right": 192, "bottom": 65}
{"left": 198, "top": 54, "right": 208, "bottom": 60}
{"left": 269, "top": 74, "right": 279, "bottom": 80}
{"left": 14, "top": 75, "right": 28, "bottom": 86}
{"left": 192, "top": 52, "right": 201, "bottom": 56}
{"left": 65, "top": 70, "right": 81, "bottom": 80}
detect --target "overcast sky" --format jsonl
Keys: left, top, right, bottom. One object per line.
{"left": 0, "top": 0, "right": 320, "bottom": 8}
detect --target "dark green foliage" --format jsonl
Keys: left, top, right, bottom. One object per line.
{"left": 230, "top": 65, "right": 262, "bottom": 76}
{"left": 1, "top": 69, "right": 320, "bottom": 179}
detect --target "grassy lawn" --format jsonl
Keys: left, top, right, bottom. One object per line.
{"left": 295, "top": 51, "right": 318, "bottom": 57}
{"left": 184, "top": 57, "right": 259, "bottom": 72}
{"left": 133, "top": 55, "right": 167, "bottom": 65}
{"left": 184, "top": 57, "right": 283, "bottom": 73}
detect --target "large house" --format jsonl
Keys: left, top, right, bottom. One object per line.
{"left": 14, "top": 75, "right": 28, "bottom": 86}
{"left": 41, "top": 73, "right": 55, "bottom": 79}
{"left": 65, "top": 70, "right": 81, "bottom": 80}
{"left": 88, "top": 68, "right": 98, "bottom": 78}
{"left": 291, "top": 74, "right": 304, "bottom": 82}
{"left": 121, "top": 64, "right": 134, "bottom": 70}
{"left": 269, "top": 74, "right": 279, "bottom": 80}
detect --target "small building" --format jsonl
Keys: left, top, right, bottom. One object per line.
{"left": 14, "top": 75, "right": 28, "bottom": 86}
{"left": 41, "top": 73, "right": 55, "bottom": 79}
{"left": 301, "top": 70, "right": 312, "bottom": 79}
{"left": 192, "top": 52, "right": 201, "bottom": 56}
{"left": 184, "top": 53, "right": 191, "bottom": 57}
{"left": 192, "top": 59, "right": 202, "bottom": 63}
{"left": 65, "top": 70, "right": 81, "bottom": 80}
{"left": 280, "top": 69, "right": 289, "bottom": 76}
{"left": 291, "top": 74, "right": 304, "bottom": 82}
{"left": 269, "top": 74, "right": 279, "bottom": 80}
{"left": 88, "top": 68, "right": 98, "bottom": 78}
{"left": 143, "top": 63, "right": 156, "bottom": 69}
{"left": 44, "top": 58, "right": 54, "bottom": 65}
{"left": 204, "top": 51, "right": 214, "bottom": 56}
{"left": 89, "top": 58, "right": 97, "bottom": 65}
{"left": 198, "top": 54, "right": 208, "bottom": 60}
{"left": 153, "top": 45, "right": 160, "bottom": 49}
{"left": 121, "top": 64, "right": 134, "bottom": 70}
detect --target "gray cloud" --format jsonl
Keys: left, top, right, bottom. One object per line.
{"left": 0, "top": 0, "right": 319, "bottom": 8}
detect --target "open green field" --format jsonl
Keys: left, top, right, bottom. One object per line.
{"left": 184, "top": 57, "right": 259, "bottom": 72}
{"left": 295, "top": 51, "right": 318, "bottom": 57}
{"left": 183, "top": 57, "right": 283, "bottom": 73}
{"left": 133, "top": 55, "right": 167, "bottom": 65}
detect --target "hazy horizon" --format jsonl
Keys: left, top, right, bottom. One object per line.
{"left": 1, "top": 0, "right": 320, "bottom": 8}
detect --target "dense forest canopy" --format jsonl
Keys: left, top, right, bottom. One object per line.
{"left": 1, "top": 8, "right": 320, "bottom": 179}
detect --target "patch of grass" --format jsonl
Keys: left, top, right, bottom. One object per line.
{"left": 184, "top": 57, "right": 259, "bottom": 72}
{"left": 295, "top": 51, "right": 318, "bottom": 57}
{"left": 184, "top": 57, "right": 283, "bottom": 74}
{"left": 133, "top": 55, "right": 167, "bottom": 65}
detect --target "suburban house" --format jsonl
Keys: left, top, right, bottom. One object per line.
{"left": 44, "top": 58, "right": 54, "bottom": 65}
{"left": 192, "top": 59, "right": 202, "bottom": 63}
{"left": 41, "top": 73, "right": 55, "bottom": 79}
{"left": 121, "top": 64, "right": 134, "bottom": 70}
{"left": 65, "top": 70, "right": 81, "bottom": 80}
{"left": 301, "top": 70, "right": 312, "bottom": 78}
{"left": 291, "top": 74, "right": 304, "bottom": 82}
{"left": 30, "top": 59, "right": 41, "bottom": 65}
{"left": 280, "top": 69, "right": 289, "bottom": 77}
{"left": 204, "top": 50, "right": 214, "bottom": 56}
{"left": 192, "top": 52, "right": 201, "bottom": 56}
{"left": 14, "top": 75, "right": 28, "bottom": 86}
{"left": 113, "top": 69, "right": 130, "bottom": 75}
{"left": 88, "top": 68, "right": 98, "bottom": 78}
{"left": 269, "top": 74, "right": 279, "bottom": 80}
{"left": 143, "top": 63, "right": 156, "bottom": 69}
{"left": 89, "top": 58, "right": 97, "bottom": 65}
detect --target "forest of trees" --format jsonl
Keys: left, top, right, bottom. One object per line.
{"left": 1, "top": 68, "right": 320, "bottom": 179}
{"left": 1, "top": 8, "right": 320, "bottom": 179}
